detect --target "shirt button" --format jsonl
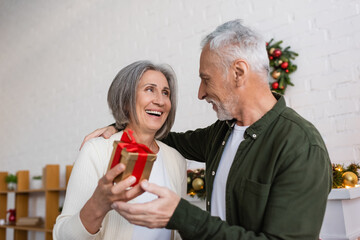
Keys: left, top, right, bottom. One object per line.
{"left": 212, "top": 171, "right": 215, "bottom": 176}
{"left": 222, "top": 141, "right": 225, "bottom": 145}
{"left": 252, "top": 134, "right": 257, "bottom": 138}
{"left": 207, "top": 201, "right": 210, "bottom": 206}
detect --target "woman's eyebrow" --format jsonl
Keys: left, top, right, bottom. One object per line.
{"left": 140, "top": 83, "right": 157, "bottom": 88}
{"left": 142, "top": 83, "right": 170, "bottom": 91}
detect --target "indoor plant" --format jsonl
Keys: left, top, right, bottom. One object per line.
{"left": 31, "top": 175, "right": 43, "bottom": 189}
{"left": 5, "top": 174, "right": 17, "bottom": 190}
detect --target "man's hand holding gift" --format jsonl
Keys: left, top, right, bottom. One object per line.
{"left": 111, "top": 180, "right": 180, "bottom": 229}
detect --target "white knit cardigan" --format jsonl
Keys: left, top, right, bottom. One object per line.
{"left": 53, "top": 131, "right": 187, "bottom": 240}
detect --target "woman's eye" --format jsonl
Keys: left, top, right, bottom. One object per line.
{"left": 145, "top": 87, "right": 154, "bottom": 92}
{"left": 163, "top": 91, "right": 170, "bottom": 96}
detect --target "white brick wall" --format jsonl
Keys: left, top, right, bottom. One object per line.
{"left": 1, "top": 0, "right": 359, "bottom": 180}
{"left": 0, "top": 0, "right": 359, "bottom": 238}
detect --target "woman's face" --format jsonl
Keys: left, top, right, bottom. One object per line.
{"left": 132, "top": 70, "right": 171, "bottom": 135}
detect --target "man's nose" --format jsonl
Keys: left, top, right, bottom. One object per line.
{"left": 198, "top": 81, "right": 206, "bottom": 100}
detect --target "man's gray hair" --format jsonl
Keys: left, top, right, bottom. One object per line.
{"left": 107, "top": 60, "right": 177, "bottom": 140}
{"left": 201, "top": 19, "right": 269, "bottom": 76}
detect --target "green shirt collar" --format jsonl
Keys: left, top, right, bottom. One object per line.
{"left": 226, "top": 93, "right": 286, "bottom": 140}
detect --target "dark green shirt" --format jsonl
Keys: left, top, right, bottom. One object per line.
{"left": 164, "top": 94, "right": 332, "bottom": 240}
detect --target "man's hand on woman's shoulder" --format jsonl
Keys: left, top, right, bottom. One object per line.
{"left": 80, "top": 125, "right": 118, "bottom": 150}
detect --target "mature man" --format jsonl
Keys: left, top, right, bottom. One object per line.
{"left": 82, "top": 20, "right": 332, "bottom": 239}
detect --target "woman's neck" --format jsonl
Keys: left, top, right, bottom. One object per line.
{"left": 123, "top": 126, "right": 159, "bottom": 153}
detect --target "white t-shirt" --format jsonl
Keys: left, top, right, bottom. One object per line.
{"left": 211, "top": 124, "right": 248, "bottom": 220}
{"left": 132, "top": 150, "right": 172, "bottom": 240}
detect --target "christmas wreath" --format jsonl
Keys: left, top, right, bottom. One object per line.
{"left": 187, "top": 169, "right": 206, "bottom": 199}
{"left": 266, "top": 39, "right": 298, "bottom": 94}
{"left": 332, "top": 163, "right": 360, "bottom": 188}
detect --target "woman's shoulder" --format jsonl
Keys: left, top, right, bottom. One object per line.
{"left": 82, "top": 132, "right": 123, "bottom": 154}
{"left": 157, "top": 140, "right": 185, "bottom": 160}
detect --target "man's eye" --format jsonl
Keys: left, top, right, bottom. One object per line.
{"left": 202, "top": 78, "right": 209, "bottom": 84}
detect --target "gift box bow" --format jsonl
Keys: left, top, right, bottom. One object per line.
{"left": 110, "top": 130, "right": 154, "bottom": 185}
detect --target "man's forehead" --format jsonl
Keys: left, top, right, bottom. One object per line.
{"left": 200, "top": 48, "right": 215, "bottom": 68}
{"left": 199, "top": 49, "right": 220, "bottom": 73}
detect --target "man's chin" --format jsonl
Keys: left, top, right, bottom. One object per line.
{"left": 216, "top": 112, "right": 233, "bottom": 121}
{"left": 210, "top": 102, "right": 232, "bottom": 120}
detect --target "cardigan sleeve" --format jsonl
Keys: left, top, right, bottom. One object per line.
{"left": 53, "top": 140, "right": 105, "bottom": 240}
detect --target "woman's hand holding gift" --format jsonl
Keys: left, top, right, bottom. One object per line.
{"left": 79, "top": 163, "right": 144, "bottom": 234}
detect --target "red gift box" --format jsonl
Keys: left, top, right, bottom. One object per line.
{"left": 107, "top": 130, "right": 157, "bottom": 186}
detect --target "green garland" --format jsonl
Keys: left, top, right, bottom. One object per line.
{"left": 187, "top": 169, "right": 206, "bottom": 200}
{"left": 266, "top": 39, "right": 298, "bottom": 94}
{"left": 332, "top": 163, "right": 360, "bottom": 188}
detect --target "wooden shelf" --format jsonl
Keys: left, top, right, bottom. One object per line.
{"left": 0, "top": 224, "right": 52, "bottom": 233}
{"left": 0, "top": 165, "right": 73, "bottom": 240}
{"left": 0, "top": 188, "right": 66, "bottom": 194}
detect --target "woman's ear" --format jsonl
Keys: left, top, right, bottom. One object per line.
{"left": 233, "top": 59, "right": 249, "bottom": 87}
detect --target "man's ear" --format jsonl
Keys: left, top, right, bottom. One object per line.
{"left": 233, "top": 59, "right": 249, "bottom": 87}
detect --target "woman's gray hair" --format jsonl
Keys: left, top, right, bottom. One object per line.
{"left": 201, "top": 19, "right": 269, "bottom": 77}
{"left": 107, "top": 60, "right": 177, "bottom": 140}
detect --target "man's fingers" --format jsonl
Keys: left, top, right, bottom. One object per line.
{"left": 79, "top": 126, "right": 117, "bottom": 150}
{"left": 79, "top": 135, "right": 91, "bottom": 150}
{"left": 112, "top": 201, "right": 168, "bottom": 228}
{"left": 112, "top": 201, "right": 148, "bottom": 215}
{"left": 140, "top": 180, "right": 168, "bottom": 198}
{"left": 79, "top": 128, "right": 104, "bottom": 150}
{"left": 102, "top": 126, "right": 117, "bottom": 139}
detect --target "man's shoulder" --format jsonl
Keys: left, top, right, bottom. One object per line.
{"left": 279, "top": 107, "right": 326, "bottom": 148}
{"left": 169, "top": 120, "right": 228, "bottom": 134}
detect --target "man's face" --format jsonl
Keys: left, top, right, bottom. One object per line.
{"left": 198, "top": 45, "right": 236, "bottom": 120}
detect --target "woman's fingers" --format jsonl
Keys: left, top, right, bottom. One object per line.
{"left": 101, "top": 163, "right": 126, "bottom": 185}
{"left": 110, "top": 176, "right": 144, "bottom": 201}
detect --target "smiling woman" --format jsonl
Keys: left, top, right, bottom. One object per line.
{"left": 53, "top": 60, "right": 186, "bottom": 240}
{"left": 129, "top": 70, "right": 172, "bottom": 151}
{"left": 108, "top": 61, "right": 177, "bottom": 141}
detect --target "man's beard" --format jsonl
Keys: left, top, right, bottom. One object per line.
{"left": 207, "top": 98, "right": 234, "bottom": 121}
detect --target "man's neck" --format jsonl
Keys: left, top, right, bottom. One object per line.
{"left": 234, "top": 90, "right": 277, "bottom": 126}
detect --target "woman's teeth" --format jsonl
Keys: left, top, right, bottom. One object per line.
{"left": 145, "top": 110, "right": 162, "bottom": 116}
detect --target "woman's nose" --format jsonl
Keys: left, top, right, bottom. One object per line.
{"left": 153, "top": 92, "right": 165, "bottom": 106}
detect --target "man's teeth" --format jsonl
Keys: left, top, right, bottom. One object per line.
{"left": 145, "top": 110, "right": 162, "bottom": 116}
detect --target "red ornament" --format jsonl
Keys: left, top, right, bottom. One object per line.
{"left": 273, "top": 49, "right": 282, "bottom": 58}
{"left": 285, "top": 69, "right": 289, "bottom": 73}
{"left": 7, "top": 209, "right": 16, "bottom": 223}
{"left": 269, "top": 56, "right": 273, "bottom": 60}
{"left": 272, "top": 82, "right": 279, "bottom": 90}
{"left": 281, "top": 62, "right": 288, "bottom": 69}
